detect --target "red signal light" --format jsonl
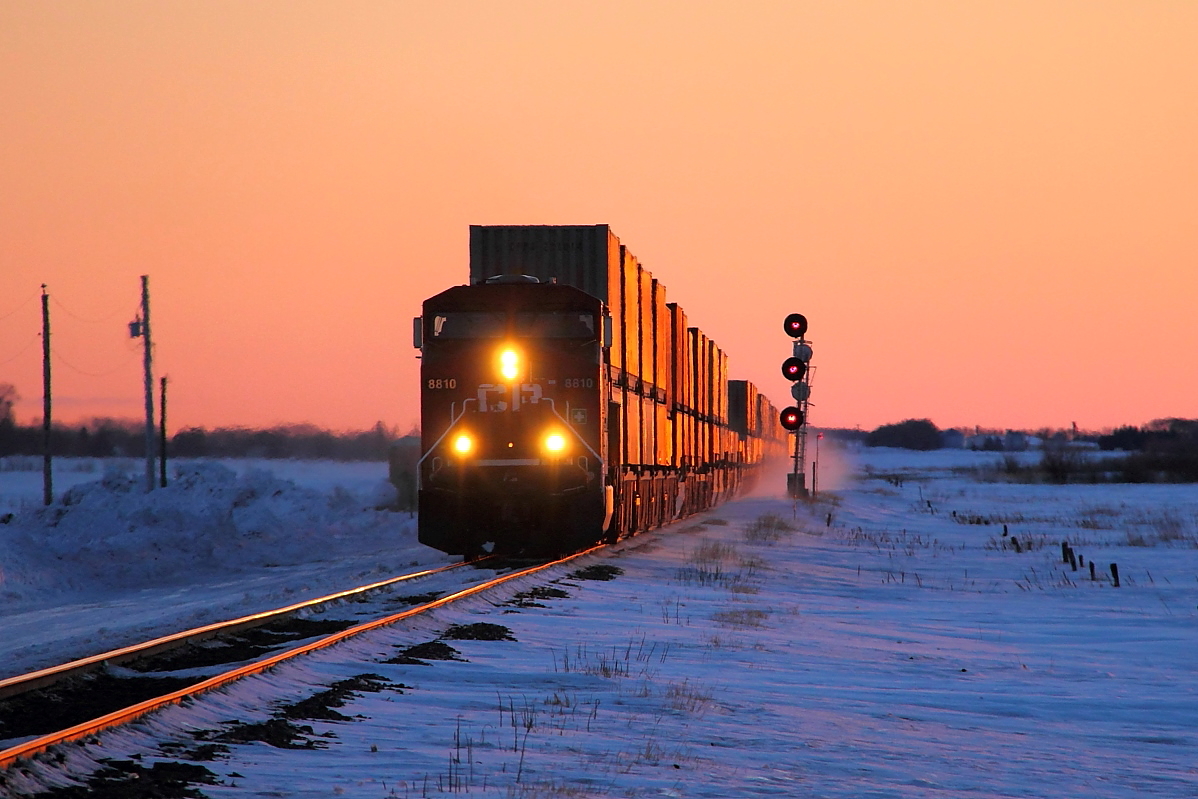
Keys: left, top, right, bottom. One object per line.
{"left": 780, "top": 406, "right": 805, "bottom": 431}
{"left": 781, "top": 357, "right": 807, "bottom": 381}
{"left": 783, "top": 313, "right": 808, "bottom": 338}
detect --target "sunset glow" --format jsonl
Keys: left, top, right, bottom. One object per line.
{"left": 2, "top": 1, "right": 1195, "bottom": 434}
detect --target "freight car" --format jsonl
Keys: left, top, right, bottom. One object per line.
{"left": 413, "top": 225, "right": 786, "bottom": 557}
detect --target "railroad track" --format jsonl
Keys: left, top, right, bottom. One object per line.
{"left": 0, "top": 548, "right": 598, "bottom": 771}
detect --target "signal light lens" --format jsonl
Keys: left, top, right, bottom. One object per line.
{"left": 543, "top": 432, "right": 567, "bottom": 454}
{"left": 780, "top": 407, "right": 805, "bottom": 431}
{"left": 782, "top": 357, "right": 808, "bottom": 381}
{"left": 453, "top": 434, "right": 473, "bottom": 454}
{"left": 783, "top": 313, "right": 808, "bottom": 338}
{"left": 499, "top": 348, "right": 520, "bottom": 381}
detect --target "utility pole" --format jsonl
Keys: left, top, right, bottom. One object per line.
{"left": 140, "top": 275, "right": 154, "bottom": 492}
{"left": 159, "top": 376, "right": 168, "bottom": 487}
{"left": 41, "top": 285, "right": 52, "bottom": 506}
{"left": 813, "top": 431, "right": 822, "bottom": 496}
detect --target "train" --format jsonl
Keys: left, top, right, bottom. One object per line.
{"left": 413, "top": 225, "right": 787, "bottom": 557}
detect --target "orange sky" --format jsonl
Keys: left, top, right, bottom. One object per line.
{"left": 2, "top": 1, "right": 1195, "bottom": 435}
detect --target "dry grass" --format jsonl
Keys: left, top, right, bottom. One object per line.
{"left": 675, "top": 540, "right": 739, "bottom": 586}
{"left": 552, "top": 637, "right": 669, "bottom": 679}
{"left": 1126, "top": 510, "right": 1196, "bottom": 546}
{"left": 663, "top": 679, "right": 713, "bottom": 713}
{"left": 712, "top": 607, "right": 770, "bottom": 629}
{"left": 505, "top": 780, "right": 604, "bottom": 798}
{"left": 675, "top": 539, "right": 772, "bottom": 594}
{"left": 743, "top": 513, "right": 795, "bottom": 544}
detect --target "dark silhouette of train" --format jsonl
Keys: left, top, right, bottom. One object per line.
{"left": 414, "top": 225, "right": 785, "bottom": 556}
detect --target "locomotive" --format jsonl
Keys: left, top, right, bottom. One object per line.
{"left": 414, "top": 225, "right": 785, "bottom": 557}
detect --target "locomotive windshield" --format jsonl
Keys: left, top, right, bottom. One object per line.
{"left": 432, "top": 312, "right": 594, "bottom": 339}
{"left": 431, "top": 312, "right": 505, "bottom": 339}
{"left": 514, "top": 312, "right": 595, "bottom": 338}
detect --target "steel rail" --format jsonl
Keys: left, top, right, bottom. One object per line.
{"left": 0, "top": 559, "right": 474, "bottom": 702}
{"left": 0, "top": 546, "right": 599, "bottom": 770}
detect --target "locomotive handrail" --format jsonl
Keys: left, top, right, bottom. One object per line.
{"left": 543, "top": 397, "right": 602, "bottom": 464}
{"left": 416, "top": 397, "right": 479, "bottom": 490}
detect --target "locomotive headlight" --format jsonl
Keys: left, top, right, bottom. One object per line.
{"left": 543, "top": 431, "right": 568, "bottom": 455}
{"left": 498, "top": 348, "right": 520, "bottom": 381}
{"left": 452, "top": 433, "right": 473, "bottom": 455}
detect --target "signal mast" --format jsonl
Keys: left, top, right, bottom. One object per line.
{"left": 780, "top": 313, "right": 813, "bottom": 498}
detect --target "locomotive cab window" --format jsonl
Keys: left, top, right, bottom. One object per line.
{"left": 514, "top": 312, "right": 595, "bottom": 338}
{"left": 431, "top": 312, "right": 506, "bottom": 339}
{"left": 431, "top": 311, "right": 595, "bottom": 340}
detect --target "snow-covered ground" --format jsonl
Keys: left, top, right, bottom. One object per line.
{"left": 0, "top": 457, "right": 437, "bottom": 679}
{"left": 2, "top": 448, "right": 1197, "bottom": 797}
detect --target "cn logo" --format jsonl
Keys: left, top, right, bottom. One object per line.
{"left": 477, "top": 383, "right": 545, "bottom": 411}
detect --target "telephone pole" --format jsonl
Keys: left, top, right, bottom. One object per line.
{"left": 159, "top": 376, "right": 168, "bottom": 488}
{"left": 140, "top": 275, "right": 155, "bottom": 492}
{"left": 42, "top": 285, "right": 52, "bottom": 506}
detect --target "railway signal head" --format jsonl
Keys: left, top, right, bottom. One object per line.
{"left": 782, "top": 357, "right": 808, "bottom": 381}
{"left": 780, "top": 406, "right": 805, "bottom": 431}
{"left": 781, "top": 312, "right": 811, "bottom": 433}
{"left": 783, "top": 313, "right": 808, "bottom": 339}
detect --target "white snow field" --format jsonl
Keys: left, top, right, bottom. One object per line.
{"left": 2, "top": 448, "right": 1197, "bottom": 797}
{"left": 0, "top": 457, "right": 435, "bottom": 680}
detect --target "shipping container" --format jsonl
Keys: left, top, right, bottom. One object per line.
{"left": 688, "top": 328, "right": 704, "bottom": 419}
{"left": 658, "top": 402, "right": 672, "bottom": 466}
{"left": 621, "top": 247, "right": 640, "bottom": 380}
{"left": 715, "top": 347, "right": 725, "bottom": 425}
{"left": 469, "top": 224, "right": 620, "bottom": 300}
{"left": 729, "top": 380, "right": 747, "bottom": 435}
{"left": 641, "top": 394, "right": 657, "bottom": 466}
{"left": 625, "top": 389, "right": 641, "bottom": 466}
{"left": 667, "top": 303, "right": 687, "bottom": 410}
{"left": 639, "top": 266, "right": 653, "bottom": 388}
{"left": 651, "top": 278, "right": 667, "bottom": 402}
{"left": 470, "top": 224, "right": 629, "bottom": 369}
{"left": 755, "top": 394, "right": 771, "bottom": 438}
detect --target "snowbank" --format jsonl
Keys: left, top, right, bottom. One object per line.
{"left": 0, "top": 460, "right": 415, "bottom": 602}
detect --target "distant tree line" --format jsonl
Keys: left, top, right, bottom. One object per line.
{"left": 0, "top": 398, "right": 404, "bottom": 463}
{"left": 1090, "top": 418, "right": 1198, "bottom": 482}
{"left": 170, "top": 423, "right": 399, "bottom": 461}
{"left": 1096, "top": 418, "right": 1198, "bottom": 452}
{"left": 864, "top": 419, "right": 943, "bottom": 450}
{"left": 850, "top": 413, "right": 1198, "bottom": 483}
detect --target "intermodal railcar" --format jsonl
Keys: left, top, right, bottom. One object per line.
{"left": 414, "top": 225, "right": 785, "bottom": 557}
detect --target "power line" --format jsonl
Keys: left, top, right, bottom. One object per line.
{"left": 50, "top": 295, "right": 132, "bottom": 325}
{"left": 0, "top": 290, "right": 39, "bottom": 322}
{"left": 50, "top": 346, "right": 140, "bottom": 378}
{"left": 0, "top": 333, "right": 40, "bottom": 365}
